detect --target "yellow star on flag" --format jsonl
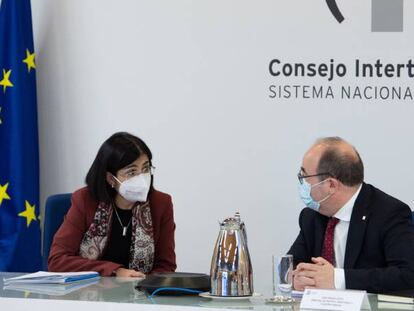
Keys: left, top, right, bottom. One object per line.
{"left": 18, "top": 200, "right": 37, "bottom": 227}
{"left": 0, "top": 69, "right": 13, "bottom": 93}
{"left": 23, "top": 49, "right": 36, "bottom": 73}
{"left": 0, "top": 182, "right": 11, "bottom": 206}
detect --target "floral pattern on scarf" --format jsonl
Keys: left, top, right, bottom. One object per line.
{"left": 79, "top": 201, "right": 154, "bottom": 273}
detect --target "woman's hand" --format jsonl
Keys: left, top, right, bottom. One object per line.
{"left": 115, "top": 268, "right": 146, "bottom": 278}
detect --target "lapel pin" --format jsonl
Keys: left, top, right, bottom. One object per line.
{"left": 362, "top": 216, "right": 366, "bottom": 221}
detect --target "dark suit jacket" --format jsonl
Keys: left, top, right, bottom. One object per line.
{"left": 288, "top": 182, "right": 414, "bottom": 293}
{"left": 48, "top": 187, "right": 176, "bottom": 276}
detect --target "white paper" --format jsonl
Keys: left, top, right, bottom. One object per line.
{"left": 300, "top": 289, "right": 371, "bottom": 311}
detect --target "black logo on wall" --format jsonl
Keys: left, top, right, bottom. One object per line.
{"left": 326, "top": 0, "right": 344, "bottom": 23}
{"left": 326, "top": 0, "right": 404, "bottom": 32}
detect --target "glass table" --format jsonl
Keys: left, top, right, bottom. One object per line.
{"left": 0, "top": 273, "right": 388, "bottom": 310}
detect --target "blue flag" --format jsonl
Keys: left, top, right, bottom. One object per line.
{"left": 0, "top": 0, "right": 41, "bottom": 272}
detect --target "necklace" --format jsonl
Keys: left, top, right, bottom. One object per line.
{"left": 113, "top": 206, "right": 132, "bottom": 237}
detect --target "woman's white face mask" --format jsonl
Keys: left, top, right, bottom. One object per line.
{"left": 113, "top": 173, "right": 151, "bottom": 203}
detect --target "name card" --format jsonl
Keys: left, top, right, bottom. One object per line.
{"left": 300, "top": 289, "right": 371, "bottom": 311}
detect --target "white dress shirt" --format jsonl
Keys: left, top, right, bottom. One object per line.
{"left": 332, "top": 184, "right": 362, "bottom": 289}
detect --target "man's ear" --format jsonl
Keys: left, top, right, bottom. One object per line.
{"left": 329, "top": 178, "right": 340, "bottom": 193}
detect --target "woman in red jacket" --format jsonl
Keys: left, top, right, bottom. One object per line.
{"left": 48, "top": 132, "right": 176, "bottom": 277}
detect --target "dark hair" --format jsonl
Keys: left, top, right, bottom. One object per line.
{"left": 85, "top": 132, "right": 153, "bottom": 204}
{"left": 316, "top": 137, "right": 364, "bottom": 187}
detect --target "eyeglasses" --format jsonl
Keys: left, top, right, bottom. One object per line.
{"left": 297, "top": 170, "right": 331, "bottom": 184}
{"left": 121, "top": 165, "right": 156, "bottom": 179}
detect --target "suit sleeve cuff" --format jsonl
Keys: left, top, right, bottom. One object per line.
{"left": 334, "top": 268, "right": 346, "bottom": 289}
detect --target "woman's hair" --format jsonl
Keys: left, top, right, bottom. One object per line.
{"left": 85, "top": 132, "right": 153, "bottom": 204}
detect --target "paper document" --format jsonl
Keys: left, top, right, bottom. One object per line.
{"left": 378, "top": 294, "right": 414, "bottom": 305}
{"left": 292, "top": 290, "right": 304, "bottom": 298}
{"left": 3, "top": 278, "right": 100, "bottom": 296}
{"left": 3, "top": 271, "right": 100, "bottom": 285}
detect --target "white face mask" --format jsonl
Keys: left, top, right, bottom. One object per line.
{"left": 113, "top": 173, "right": 151, "bottom": 203}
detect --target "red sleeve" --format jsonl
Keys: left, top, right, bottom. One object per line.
{"left": 47, "top": 189, "right": 123, "bottom": 276}
{"left": 151, "top": 194, "right": 177, "bottom": 273}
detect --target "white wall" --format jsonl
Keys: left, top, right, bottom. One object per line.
{"left": 31, "top": 0, "right": 414, "bottom": 295}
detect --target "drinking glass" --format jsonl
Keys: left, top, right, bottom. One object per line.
{"left": 272, "top": 254, "right": 293, "bottom": 301}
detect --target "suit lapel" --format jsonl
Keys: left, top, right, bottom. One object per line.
{"left": 344, "top": 183, "right": 372, "bottom": 269}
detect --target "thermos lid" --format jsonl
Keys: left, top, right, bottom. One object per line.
{"left": 220, "top": 212, "right": 243, "bottom": 230}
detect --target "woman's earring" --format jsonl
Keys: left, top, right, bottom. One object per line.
{"left": 111, "top": 183, "right": 115, "bottom": 188}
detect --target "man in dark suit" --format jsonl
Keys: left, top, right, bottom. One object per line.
{"left": 289, "top": 137, "right": 414, "bottom": 293}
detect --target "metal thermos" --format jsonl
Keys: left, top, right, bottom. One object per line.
{"left": 210, "top": 212, "right": 253, "bottom": 296}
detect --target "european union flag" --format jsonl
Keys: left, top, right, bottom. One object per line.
{"left": 0, "top": 0, "right": 41, "bottom": 272}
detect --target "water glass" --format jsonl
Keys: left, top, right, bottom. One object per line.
{"left": 272, "top": 254, "right": 293, "bottom": 299}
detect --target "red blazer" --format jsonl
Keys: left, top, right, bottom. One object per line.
{"left": 48, "top": 187, "right": 176, "bottom": 276}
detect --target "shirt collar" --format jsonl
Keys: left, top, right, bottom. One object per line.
{"left": 333, "top": 184, "right": 363, "bottom": 222}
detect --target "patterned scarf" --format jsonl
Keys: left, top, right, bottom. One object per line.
{"left": 79, "top": 201, "right": 155, "bottom": 273}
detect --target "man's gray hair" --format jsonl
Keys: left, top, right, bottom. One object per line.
{"left": 315, "top": 137, "right": 364, "bottom": 186}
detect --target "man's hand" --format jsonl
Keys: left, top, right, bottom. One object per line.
{"left": 292, "top": 272, "right": 315, "bottom": 291}
{"left": 115, "top": 268, "right": 146, "bottom": 278}
{"left": 292, "top": 257, "right": 335, "bottom": 289}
